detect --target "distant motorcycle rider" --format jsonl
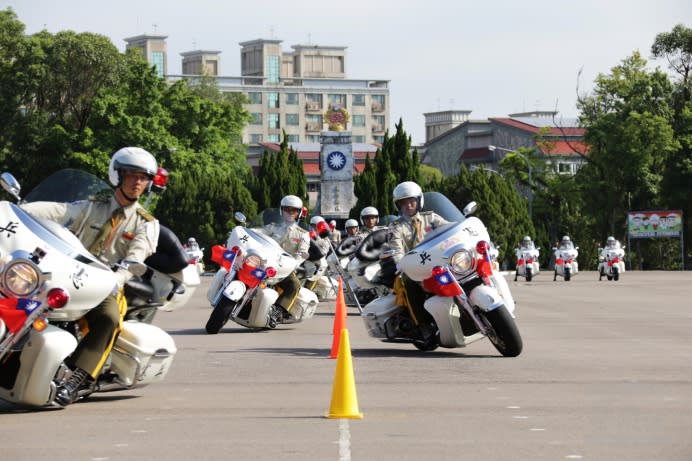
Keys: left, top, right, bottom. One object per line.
{"left": 262, "top": 195, "right": 310, "bottom": 322}
{"left": 21, "top": 147, "right": 160, "bottom": 406}
{"left": 358, "top": 206, "right": 385, "bottom": 239}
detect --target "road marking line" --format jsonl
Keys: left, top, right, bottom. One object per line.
{"left": 339, "top": 419, "right": 351, "bottom": 461}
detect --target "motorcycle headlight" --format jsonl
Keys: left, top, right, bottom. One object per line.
{"left": 2, "top": 261, "right": 40, "bottom": 297}
{"left": 449, "top": 249, "right": 475, "bottom": 275}
{"left": 243, "top": 254, "right": 263, "bottom": 269}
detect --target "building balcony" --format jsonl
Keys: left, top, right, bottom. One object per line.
{"left": 306, "top": 122, "right": 324, "bottom": 132}
{"left": 371, "top": 103, "right": 385, "bottom": 112}
{"left": 372, "top": 124, "right": 385, "bottom": 133}
{"left": 306, "top": 102, "right": 322, "bottom": 111}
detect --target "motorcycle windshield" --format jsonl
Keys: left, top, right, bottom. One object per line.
{"left": 23, "top": 168, "right": 112, "bottom": 204}
{"left": 19, "top": 169, "right": 113, "bottom": 268}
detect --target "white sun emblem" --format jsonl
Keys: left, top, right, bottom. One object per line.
{"left": 327, "top": 151, "right": 346, "bottom": 170}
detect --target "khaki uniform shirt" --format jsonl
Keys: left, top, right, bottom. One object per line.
{"left": 328, "top": 230, "right": 342, "bottom": 245}
{"left": 358, "top": 225, "right": 386, "bottom": 240}
{"left": 22, "top": 194, "right": 159, "bottom": 287}
{"left": 388, "top": 211, "right": 449, "bottom": 263}
{"left": 263, "top": 222, "right": 310, "bottom": 262}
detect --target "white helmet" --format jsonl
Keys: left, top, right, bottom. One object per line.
{"left": 523, "top": 236, "right": 532, "bottom": 242}
{"left": 280, "top": 195, "right": 302, "bottom": 211}
{"left": 561, "top": 235, "right": 571, "bottom": 242}
{"left": 310, "top": 215, "right": 325, "bottom": 227}
{"left": 393, "top": 181, "right": 423, "bottom": 210}
{"left": 108, "top": 147, "right": 157, "bottom": 187}
{"left": 329, "top": 219, "right": 337, "bottom": 229}
{"left": 607, "top": 236, "right": 615, "bottom": 243}
{"left": 360, "top": 206, "right": 379, "bottom": 225}
{"left": 345, "top": 219, "right": 359, "bottom": 229}
{"left": 188, "top": 237, "right": 196, "bottom": 244}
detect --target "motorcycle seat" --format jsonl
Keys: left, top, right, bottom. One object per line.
{"left": 144, "top": 224, "right": 189, "bottom": 274}
{"left": 124, "top": 278, "right": 156, "bottom": 301}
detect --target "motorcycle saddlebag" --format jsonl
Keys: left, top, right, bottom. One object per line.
{"left": 111, "top": 321, "right": 177, "bottom": 387}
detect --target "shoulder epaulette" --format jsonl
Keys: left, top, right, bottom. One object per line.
{"left": 294, "top": 226, "right": 308, "bottom": 233}
{"left": 136, "top": 207, "right": 156, "bottom": 222}
{"left": 419, "top": 210, "right": 434, "bottom": 216}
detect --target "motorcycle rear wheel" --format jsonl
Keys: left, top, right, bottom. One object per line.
{"left": 480, "top": 306, "right": 523, "bottom": 357}
{"left": 613, "top": 266, "right": 619, "bottom": 281}
{"left": 564, "top": 267, "right": 571, "bottom": 281}
{"left": 205, "top": 297, "right": 235, "bottom": 334}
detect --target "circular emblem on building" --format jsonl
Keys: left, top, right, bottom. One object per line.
{"left": 323, "top": 104, "right": 350, "bottom": 131}
{"left": 327, "top": 151, "right": 347, "bottom": 171}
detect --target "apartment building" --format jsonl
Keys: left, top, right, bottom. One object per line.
{"left": 126, "top": 35, "right": 390, "bottom": 145}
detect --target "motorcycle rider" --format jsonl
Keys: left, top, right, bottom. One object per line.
{"left": 262, "top": 195, "right": 310, "bottom": 321}
{"left": 514, "top": 235, "right": 536, "bottom": 281}
{"left": 21, "top": 147, "right": 160, "bottom": 406}
{"left": 344, "top": 219, "right": 359, "bottom": 237}
{"left": 358, "top": 206, "right": 384, "bottom": 239}
{"left": 186, "top": 237, "right": 200, "bottom": 252}
{"left": 559, "top": 235, "right": 574, "bottom": 250}
{"left": 388, "top": 181, "right": 449, "bottom": 335}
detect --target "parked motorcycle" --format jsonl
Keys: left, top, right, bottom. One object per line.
{"left": 205, "top": 211, "right": 318, "bottom": 334}
{"left": 598, "top": 240, "right": 625, "bottom": 281}
{"left": 553, "top": 244, "right": 579, "bottom": 281}
{"left": 0, "top": 172, "right": 177, "bottom": 408}
{"left": 514, "top": 244, "right": 540, "bottom": 282}
{"left": 361, "top": 192, "right": 522, "bottom": 357}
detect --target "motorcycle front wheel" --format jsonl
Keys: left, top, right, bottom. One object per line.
{"left": 526, "top": 267, "right": 532, "bottom": 282}
{"left": 480, "top": 306, "right": 523, "bottom": 357}
{"left": 205, "top": 297, "right": 235, "bottom": 334}
{"left": 613, "top": 266, "right": 619, "bottom": 281}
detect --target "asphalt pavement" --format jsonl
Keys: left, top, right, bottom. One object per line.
{"left": 2, "top": 270, "right": 692, "bottom": 461}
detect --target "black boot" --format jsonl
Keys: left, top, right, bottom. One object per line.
{"left": 55, "top": 367, "right": 91, "bottom": 407}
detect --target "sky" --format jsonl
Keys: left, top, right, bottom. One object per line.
{"left": 2, "top": 0, "right": 690, "bottom": 145}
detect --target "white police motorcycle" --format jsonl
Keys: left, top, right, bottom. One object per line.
{"left": 0, "top": 171, "right": 178, "bottom": 408}
{"left": 205, "top": 211, "right": 318, "bottom": 334}
{"left": 597, "top": 238, "right": 625, "bottom": 281}
{"left": 361, "top": 193, "right": 522, "bottom": 357}
{"left": 514, "top": 238, "right": 540, "bottom": 282}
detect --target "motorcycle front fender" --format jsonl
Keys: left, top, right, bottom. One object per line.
{"left": 2, "top": 325, "right": 77, "bottom": 407}
{"left": 468, "top": 284, "right": 506, "bottom": 313}
{"left": 424, "top": 296, "right": 485, "bottom": 348}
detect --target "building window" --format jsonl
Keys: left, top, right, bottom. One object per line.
{"left": 352, "top": 115, "right": 365, "bottom": 127}
{"left": 266, "top": 55, "right": 280, "bottom": 84}
{"left": 372, "top": 94, "right": 385, "bottom": 112}
{"left": 328, "top": 94, "right": 346, "bottom": 107}
{"left": 306, "top": 135, "right": 321, "bottom": 143}
{"left": 286, "top": 113, "right": 299, "bottom": 126}
{"left": 353, "top": 135, "right": 365, "bottom": 143}
{"left": 268, "top": 92, "right": 279, "bottom": 108}
{"left": 306, "top": 93, "right": 322, "bottom": 110}
{"left": 267, "top": 134, "right": 280, "bottom": 143}
{"left": 558, "top": 162, "right": 574, "bottom": 175}
{"left": 287, "top": 134, "right": 300, "bottom": 143}
{"left": 248, "top": 92, "right": 262, "bottom": 104}
{"left": 373, "top": 115, "right": 385, "bottom": 131}
{"left": 307, "top": 183, "right": 320, "bottom": 192}
{"left": 268, "top": 113, "right": 279, "bottom": 129}
{"left": 150, "top": 51, "right": 165, "bottom": 78}
{"left": 352, "top": 94, "right": 365, "bottom": 106}
{"left": 250, "top": 134, "right": 263, "bottom": 143}
{"left": 286, "top": 93, "right": 298, "bottom": 105}
{"left": 374, "top": 135, "right": 384, "bottom": 144}
{"left": 251, "top": 113, "right": 262, "bottom": 125}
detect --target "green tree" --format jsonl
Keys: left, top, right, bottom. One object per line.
{"left": 250, "top": 133, "right": 307, "bottom": 212}
{"left": 577, "top": 52, "right": 677, "bottom": 267}
{"left": 653, "top": 24, "right": 692, "bottom": 267}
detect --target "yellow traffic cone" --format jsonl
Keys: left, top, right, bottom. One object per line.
{"left": 327, "top": 328, "right": 363, "bottom": 419}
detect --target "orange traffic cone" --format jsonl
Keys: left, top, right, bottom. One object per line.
{"left": 326, "top": 328, "right": 363, "bottom": 419}
{"left": 328, "top": 277, "right": 348, "bottom": 359}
